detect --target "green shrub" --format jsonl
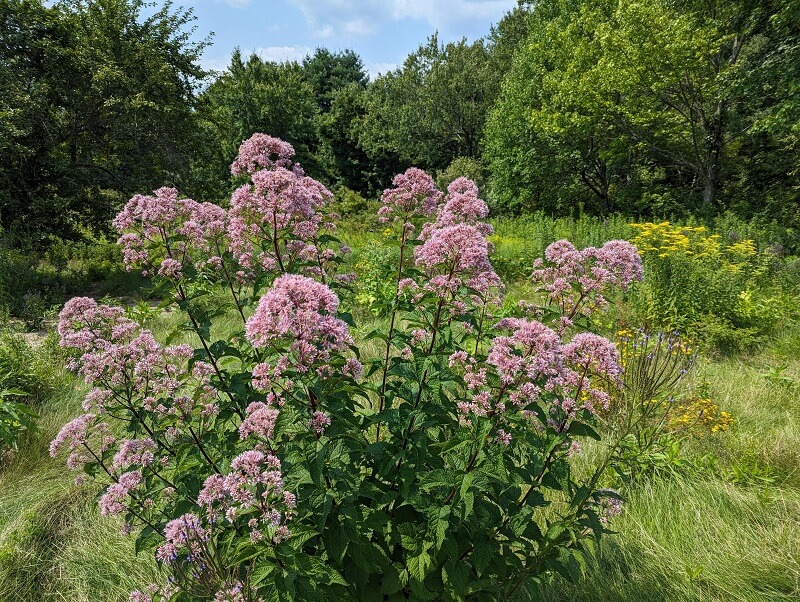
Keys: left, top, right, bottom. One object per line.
{"left": 0, "top": 239, "right": 148, "bottom": 329}
{"left": 351, "top": 239, "right": 399, "bottom": 316}
{"left": 0, "top": 332, "right": 59, "bottom": 401}
{"left": 628, "top": 221, "right": 800, "bottom": 351}
{"left": 435, "top": 156, "right": 487, "bottom": 192}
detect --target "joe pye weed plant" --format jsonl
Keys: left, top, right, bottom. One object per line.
{"left": 52, "top": 134, "right": 684, "bottom": 601}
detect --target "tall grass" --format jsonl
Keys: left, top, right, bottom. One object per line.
{"left": 540, "top": 325, "right": 800, "bottom": 601}
{"left": 0, "top": 337, "right": 162, "bottom": 601}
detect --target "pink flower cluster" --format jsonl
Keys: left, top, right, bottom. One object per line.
{"left": 598, "top": 491, "right": 624, "bottom": 525}
{"left": 113, "top": 438, "right": 157, "bottom": 470}
{"left": 246, "top": 274, "right": 351, "bottom": 373}
{"left": 156, "top": 513, "right": 209, "bottom": 564}
{"left": 454, "top": 318, "right": 621, "bottom": 421}
{"left": 238, "top": 402, "right": 280, "bottom": 440}
{"left": 420, "top": 177, "right": 492, "bottom": 238}
{"left": 230, "top": 133, "right": 296, "bottom": 176}
{"left": 400, "top": 175, "right": 501, "bottom": 299}
{"left": 227, "top": 167, "right": 333, "bottom": 275}
{"left": 57, "top": 297, "right": 213, "bottom": 417}
{"left": 115, "top": 133, "right": 350, "bottom": 288}
{"left": 415, "top": 224, "right": 493, "bottom": 276}
{"left": 531, "top": 239, "right": 643, "bottom": 323}
{"left": 114, "top": 187, "right": 227, "bottom": 276}
{"left": 197, "top": 450, "right": 293, "bottom": 543}
{"left": 49, "top": 412, "right": 113, "bottom": 469}
{"left": 53, "top": 296, "right": 227, "bottom": 535}
{"left": 378, "top": 168, "right": 442, "bottom": 224}
{"left": 99, "top": 471, "right": 143, "bottom": 517}
{"left": 310, "top": 411, "right": 331, "bottom": 435}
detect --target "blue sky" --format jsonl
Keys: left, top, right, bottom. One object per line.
{"left": 189, "top": 0, "right": 518, "bottom": 78}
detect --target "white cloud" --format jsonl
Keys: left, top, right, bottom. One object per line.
{"left": 367, "top": 62, "right": 398, "bottom": 79}
{"left": 254, "top": 45, "right": 313, "bottom": 63}
{"left": 201, "top": 55, "right": 233, "bottom": 72}
{"left": 289, "top": 0, "right": 386, "bottom": 36}
{"left": 287, "top": 0, "right": 516, "bottom": 37}
{"left": 217, "top": 0, "right": 252, "bottom": 7}
{"left": 202, "top": 46, "right": 313, "bottom": 72}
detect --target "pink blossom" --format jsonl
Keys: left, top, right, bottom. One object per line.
{"left": 246, "top": 275, "right": 351, "bottom": 362}
{"left": 343, "top": 358, "right": 363, "bottom": 379}
{"left": 113, "top": 438, "right": 157, "bottom": 470}
{"left": 114, "top": 188, "right": 227, "bottom": 275}
{"left": 532, "top": 239, "right": 643, "bottom": 321}
{"left": 238, "top": 402, "right": 280, "bottom": 440}
{"left": 488, "top": 319, "right": 562, "bottom": 386}
{"left": 562, "top": 333, "right": 622, "bottom": 379}
{"left": 310, "top": 411, "right": 331, "bottom": 435}
{"left": 158, "top": 258, "right": 183, "bottom": 279}
{"left": 99, "top": 471, "right": 142, "bottom": 516}
{"left": 227, "top": 164, "right": 333, "bottom": 275}
{"left": 50, "top": 415, "right": 113, "bottom": 471}
{"left": 197, "top": 449, "right": 292, "bottom": 538}
{"left": 495, "top": 429, "right": 512, "bottom": 446}
{"left": 157, "top": 513, "right": 209, "bottom": 565}
{"left": 231, "top": 133, "right": 295, "bottom": 175}
{"left": 449, "top": 351, "right": 468, "bottom": 367}
{"left": 415, "top": 224, "right": 491, "bottom": 274}
{"left": 379, "top": 168, "right": 442, "bottom": 223}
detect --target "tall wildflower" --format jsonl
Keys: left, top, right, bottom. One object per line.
{"left": 230, "top": 133, "right": 296, "bottom": 175}
{"left": 53, "top": 134, "right": 653, "bottom": 601}
{"left": 246, "top": 274, "right": 351, "bottom": 372}
{"left": 532, "top": 239, "right": 643, "bottom": 327}
{"left": 378, "top": 167, "right": 442, "bottom": 225}
{"left": 227, "top": 134, "right": 338, "bottom": 280}
{"left": 114, "top": 187, "right": 228, "bottom": 277}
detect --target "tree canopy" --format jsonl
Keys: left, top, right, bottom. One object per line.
{"left": 0, "top": 0, "right": 208, "bottom": 241}
{"left": 2, "top": 0, "right": 798, "bottom": 242}
{"left": 485, "top": 0, "right": 800, "bottom": 219}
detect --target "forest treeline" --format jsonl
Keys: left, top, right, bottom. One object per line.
{"left": 1, "top": 0, "right": 798, "bottom": 244}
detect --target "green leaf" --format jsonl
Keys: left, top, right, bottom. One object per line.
{"left": 460, "top": 472, "right": 475, "bottom": 518}
{"left": 567, "top": 421, "right": 601, "bottom": 441}
{"left": 407, "top": 549, "right": 432, "bottom": 583}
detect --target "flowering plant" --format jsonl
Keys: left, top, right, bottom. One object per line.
{"left": 627, "top": 221, "right": 792, "bottom": 350}
{"left": 52, "top": 135, "right": 646, "bottom": 601}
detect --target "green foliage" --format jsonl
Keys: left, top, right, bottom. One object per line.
{"left": 0, "top": 0, "right": 209, "bottom": 242}
{"left": 0, "top": 332, "right": 55, "bottom": 400}
{"left": 352, "top": 241, "right": 398, "bottom": 316}
{"left": 0, "top": 332, "right": 63, "bottom": 452}
{"left": 302, "top": 47, "right": 368, "bottom": 113}
{"left": 435, "top": 156, "right": 488, "bottom": 193}
{"left": 331, "top": 186, "right": 372, "bottom": 220}
{"left": 0, "top": 389, "right": 36, "bottom": 453}
{"left": 486, "top": 0, "right": 800, "bottom": 221}
{"left": 627, "top": 221, "right": 799, "bottom": 352}
{"left": 0, "top": 239, "right": 147, "bottom": 328}
{"left": 197, "top": 50, "right": 321, "bottom": 194}
{"left": 361, "top": 35, "right": 501, "bottom": 172}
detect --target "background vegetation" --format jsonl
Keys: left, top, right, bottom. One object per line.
{"left": 2, "top": 0, "right": 798, "bottom": 244}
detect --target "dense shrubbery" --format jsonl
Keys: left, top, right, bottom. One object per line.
{"left": 47, "top": 134, "right": 707, "bottom": 601}
{"left": 0, "top": 332, "right": 66, "bottom": 453}
{"left": 628, "top": 221, "right": 799, "bottom": 351}
{"left": 0, "top": 239, "right": 147, "bottom": 329}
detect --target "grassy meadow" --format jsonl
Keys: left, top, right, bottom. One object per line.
{"left": 0, "top": 212, "right": 798, "bottom": 601}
